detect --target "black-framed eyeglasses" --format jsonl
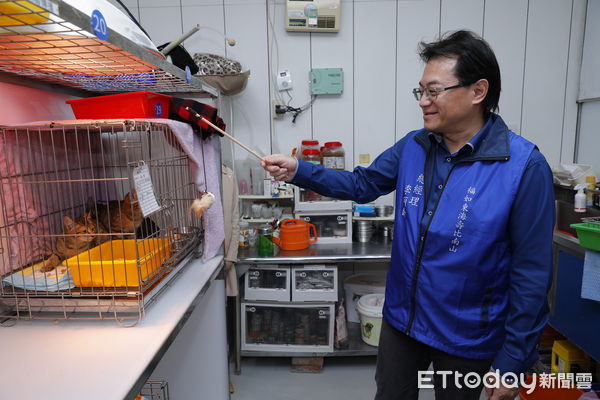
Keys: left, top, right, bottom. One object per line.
{"left": 412, "top": 83, "right": 467, "bottom": 101}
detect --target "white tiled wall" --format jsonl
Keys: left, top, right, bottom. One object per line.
{"left": 128, "top": 0, "right": 586, "bottom": 204}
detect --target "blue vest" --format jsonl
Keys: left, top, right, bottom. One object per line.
{"left": 384, "top": 127, "right": 535, "bottom": 359}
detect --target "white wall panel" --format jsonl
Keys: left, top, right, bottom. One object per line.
{"left": 110, "top": 0, "right": 140, "bottom": 22}
{"left": 118, "top": 0, "right": 138, "bottom": 9}
{"left": 224, "top": 1, "right": 271, "bottom": 180}
{"left": 139, "top": 6, "right": 183, "bottom": 46}
{"left": 521, "top": 0, "right": 572, "bottom": 166}
{"left": 562, "top": 0, "right": 586, "bottom": 163}
{"left": 181, "top": 0, "right": 224, "bottom": 6}
{"left": 354, "top": 0, "right": 398, "bottom": 206}
{"left": 579, "top": 0, "right": 600, "bottom": 101}
{"left": 139, "top": 0, "right": 179, "bottom": 9}
{"left": 353, "top": 0, "right": 396, "bottom": 167}
{"left": 440, "top": 0, "right": 484, "bottom": 36}
{"left": 577, "top": 100, "right": 600, "bottom": 175}
{"left": 395, "top": 0, "right": 440, "bottom": 140}
{"left": 269, "top": 0, "right": 313, "bottom": 156}
{"left": 483, "top": 0, "right": 527, "bottom": 133}
{"left": 310, "top": 0, "right": 355, "bottom": 167}
{"left": 181, "top": 5, "right": 227, "bottom": 57}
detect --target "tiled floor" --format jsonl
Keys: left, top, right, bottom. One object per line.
{"left": 229, "top": 356, "right": 487, "bottom": 400}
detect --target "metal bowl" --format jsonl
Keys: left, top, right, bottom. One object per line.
{"left": 375, "top": 205, "right": 394, "bottom": 217}
{"left": 172, "top": 226, "right": 202, "bottom": 252}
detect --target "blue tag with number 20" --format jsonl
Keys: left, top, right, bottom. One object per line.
{"left": 91, "top": 10, "right": 108, "bottom": 41}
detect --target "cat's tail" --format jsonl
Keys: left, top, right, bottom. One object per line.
{"left": 39, "top": 253, "right": 60, "bottom": 272}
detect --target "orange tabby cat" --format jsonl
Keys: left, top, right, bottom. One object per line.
{"left": 96, "top": 189, "right": 143, "bottom": 241}
{"left": 40, "top": 212, "right": 101, "bottom": 272}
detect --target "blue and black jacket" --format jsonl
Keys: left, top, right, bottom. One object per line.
{"left": 291, "top": 114, "right": 555, "bottom": 374}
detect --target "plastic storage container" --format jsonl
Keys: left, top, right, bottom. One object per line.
{"left": 356, "top": 293, "right": 384, "bottom": 346}
{"left": 344, "top": 273, "right": 386, "bottom": 323}
{"left": 301, "top": 149, "right": 321, "bottom": 165}
{"left": 241, "top": 302, "right": 334, "bottom": 352}
{"left": 64, "top": 238, "right": 172, "bottom": 287}
{"left": 244, "top": 265, "right": 290, "bottom": 302}
{"left": 291, "top": 265, "right": 338, "bottom": 302}
{"left": 322, "top": 141, "right": 345, "bottom": 170}
{"left": 570, "top": 222, "right": 600, "bottom": 251}
{"left": 295, "top": 210, "right": 352, "bottom": 243}
{"left": 299, "top": 140, "right": 320, "bottom": 156}
{"left": 551, "top": 339, "right": 591, "bottom": 373}
{"left": 67, "top": 91, "right": 171, "bottom": 119}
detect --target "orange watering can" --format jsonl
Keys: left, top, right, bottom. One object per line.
{"left": 272, "top": 219, "right": 318, "bottom": 250}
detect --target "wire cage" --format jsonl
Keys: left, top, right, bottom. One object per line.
{"left": 138, "top": 380, "right": 170, "bottom": 400}
{"left": 0, "top": 120, "right": 204, "bottom": 322}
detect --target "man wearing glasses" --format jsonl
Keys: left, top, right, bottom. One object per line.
{"left": 262, "top": 30, "right": 554, "bottom": 400}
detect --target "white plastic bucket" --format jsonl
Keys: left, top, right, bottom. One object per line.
{"left": 356, "top": 293, "right": 385, "bottom": 346}
{"left": 343, "top": 273, "right": 386, "bottom": 323}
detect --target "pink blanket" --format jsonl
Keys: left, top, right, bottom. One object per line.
{"left": 0, "top": 126, "right": 110, "bottom": 275}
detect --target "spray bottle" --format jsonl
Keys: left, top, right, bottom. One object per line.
{"left": 574, "top": 184, "right": 587, "bottom": 213}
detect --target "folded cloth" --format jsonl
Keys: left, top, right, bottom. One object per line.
{"left": 2, "top": 260, "right": 75, "bottom": 291}
{"left": 581, "top": 249, "right": 600, "bottom": 301}
{"left": 169, "top": 97, "right": 226, "bottom": 140}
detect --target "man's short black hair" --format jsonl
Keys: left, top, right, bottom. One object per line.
{"left": 418, "top": 30, "right": 501, "bottom": 115}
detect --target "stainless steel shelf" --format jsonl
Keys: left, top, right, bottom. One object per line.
{"left": 0, "top": 0, "right": 217, "bottom": 96}
{"left": 237, "top": 239, "right": 393, "bottom": 264}
{"left": 239, "top": 194, "right": 294, "bottom": 200}
{"left": 353, "top": 216, "right": 394, "bottom": 221}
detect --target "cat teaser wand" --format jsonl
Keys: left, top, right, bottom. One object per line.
{"left": 184, "top": 106, "right": 264, "bottom": 161}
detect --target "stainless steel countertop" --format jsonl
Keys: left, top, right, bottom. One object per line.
{"left": 237, "top": 239, "right": 393, "bottom": 264}
{"left": 239, "top": 232, "right": 580, "bottom": 264}
{"left": 553, "top": 230, "right": 585, "bottom": 257}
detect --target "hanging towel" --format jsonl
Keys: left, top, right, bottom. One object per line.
{"left": 581, "top": 249, "right": 600, "bottom": 302}
{"left": 144, "top": 119, "right": 225, "bottom": 261}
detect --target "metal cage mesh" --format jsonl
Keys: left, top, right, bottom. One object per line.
{"left": 0, "top": 0, "right": 214, "bottom": 93}
{"left": 139, "top": 380, "right": 170, "bottom": 400}
{"left": 0, "top": 120, "right": 203, "bottom": 322}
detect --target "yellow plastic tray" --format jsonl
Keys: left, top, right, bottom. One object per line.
{"left": 65, "top": 239, "right": 172, "bottom": 287}
{"left": 0, "top": 2, "right": 50, "bottom": 26}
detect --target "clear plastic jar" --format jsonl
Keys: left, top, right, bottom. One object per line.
{"left": 322, "top": 141, "right": 345, "bottom": 170}
{"left": 239, "top": 220, "right": 249, "bottom": 247}
{"left": 301, "top": 148, "right": 321, "bottom": 165}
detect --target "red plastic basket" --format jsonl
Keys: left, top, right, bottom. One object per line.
{"left": 67, "top": 91, "right": 171, "bottom": 119}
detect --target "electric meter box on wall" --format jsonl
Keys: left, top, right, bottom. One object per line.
{"left": 285, "top": 0, "right": 341, "bottom": 32}
{"left": 310, "top": 68, "right": 344, "bottom": 95}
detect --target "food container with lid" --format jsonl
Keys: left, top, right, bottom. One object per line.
{"left": 321, "top": 141, "right": 345, "bottom": 170}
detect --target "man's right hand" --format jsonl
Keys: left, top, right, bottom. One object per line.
{"left": 261, "top": 154, "right": 298, "bottom": 182}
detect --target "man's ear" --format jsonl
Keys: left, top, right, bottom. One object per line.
{"left": 471, "top": 79, "right": 489, "bottom": 106}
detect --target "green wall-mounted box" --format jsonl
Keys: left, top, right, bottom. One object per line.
{"left": 309, "top": 68, "right": 343, "bottom": 95}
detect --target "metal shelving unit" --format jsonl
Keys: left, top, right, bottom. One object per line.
{"left": 0, "top": 0, "right": 217, "bottom": 96}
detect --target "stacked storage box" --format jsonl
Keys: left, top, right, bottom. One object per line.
{"left": 242, "top": 264, "right": 337, "bottom": 352}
